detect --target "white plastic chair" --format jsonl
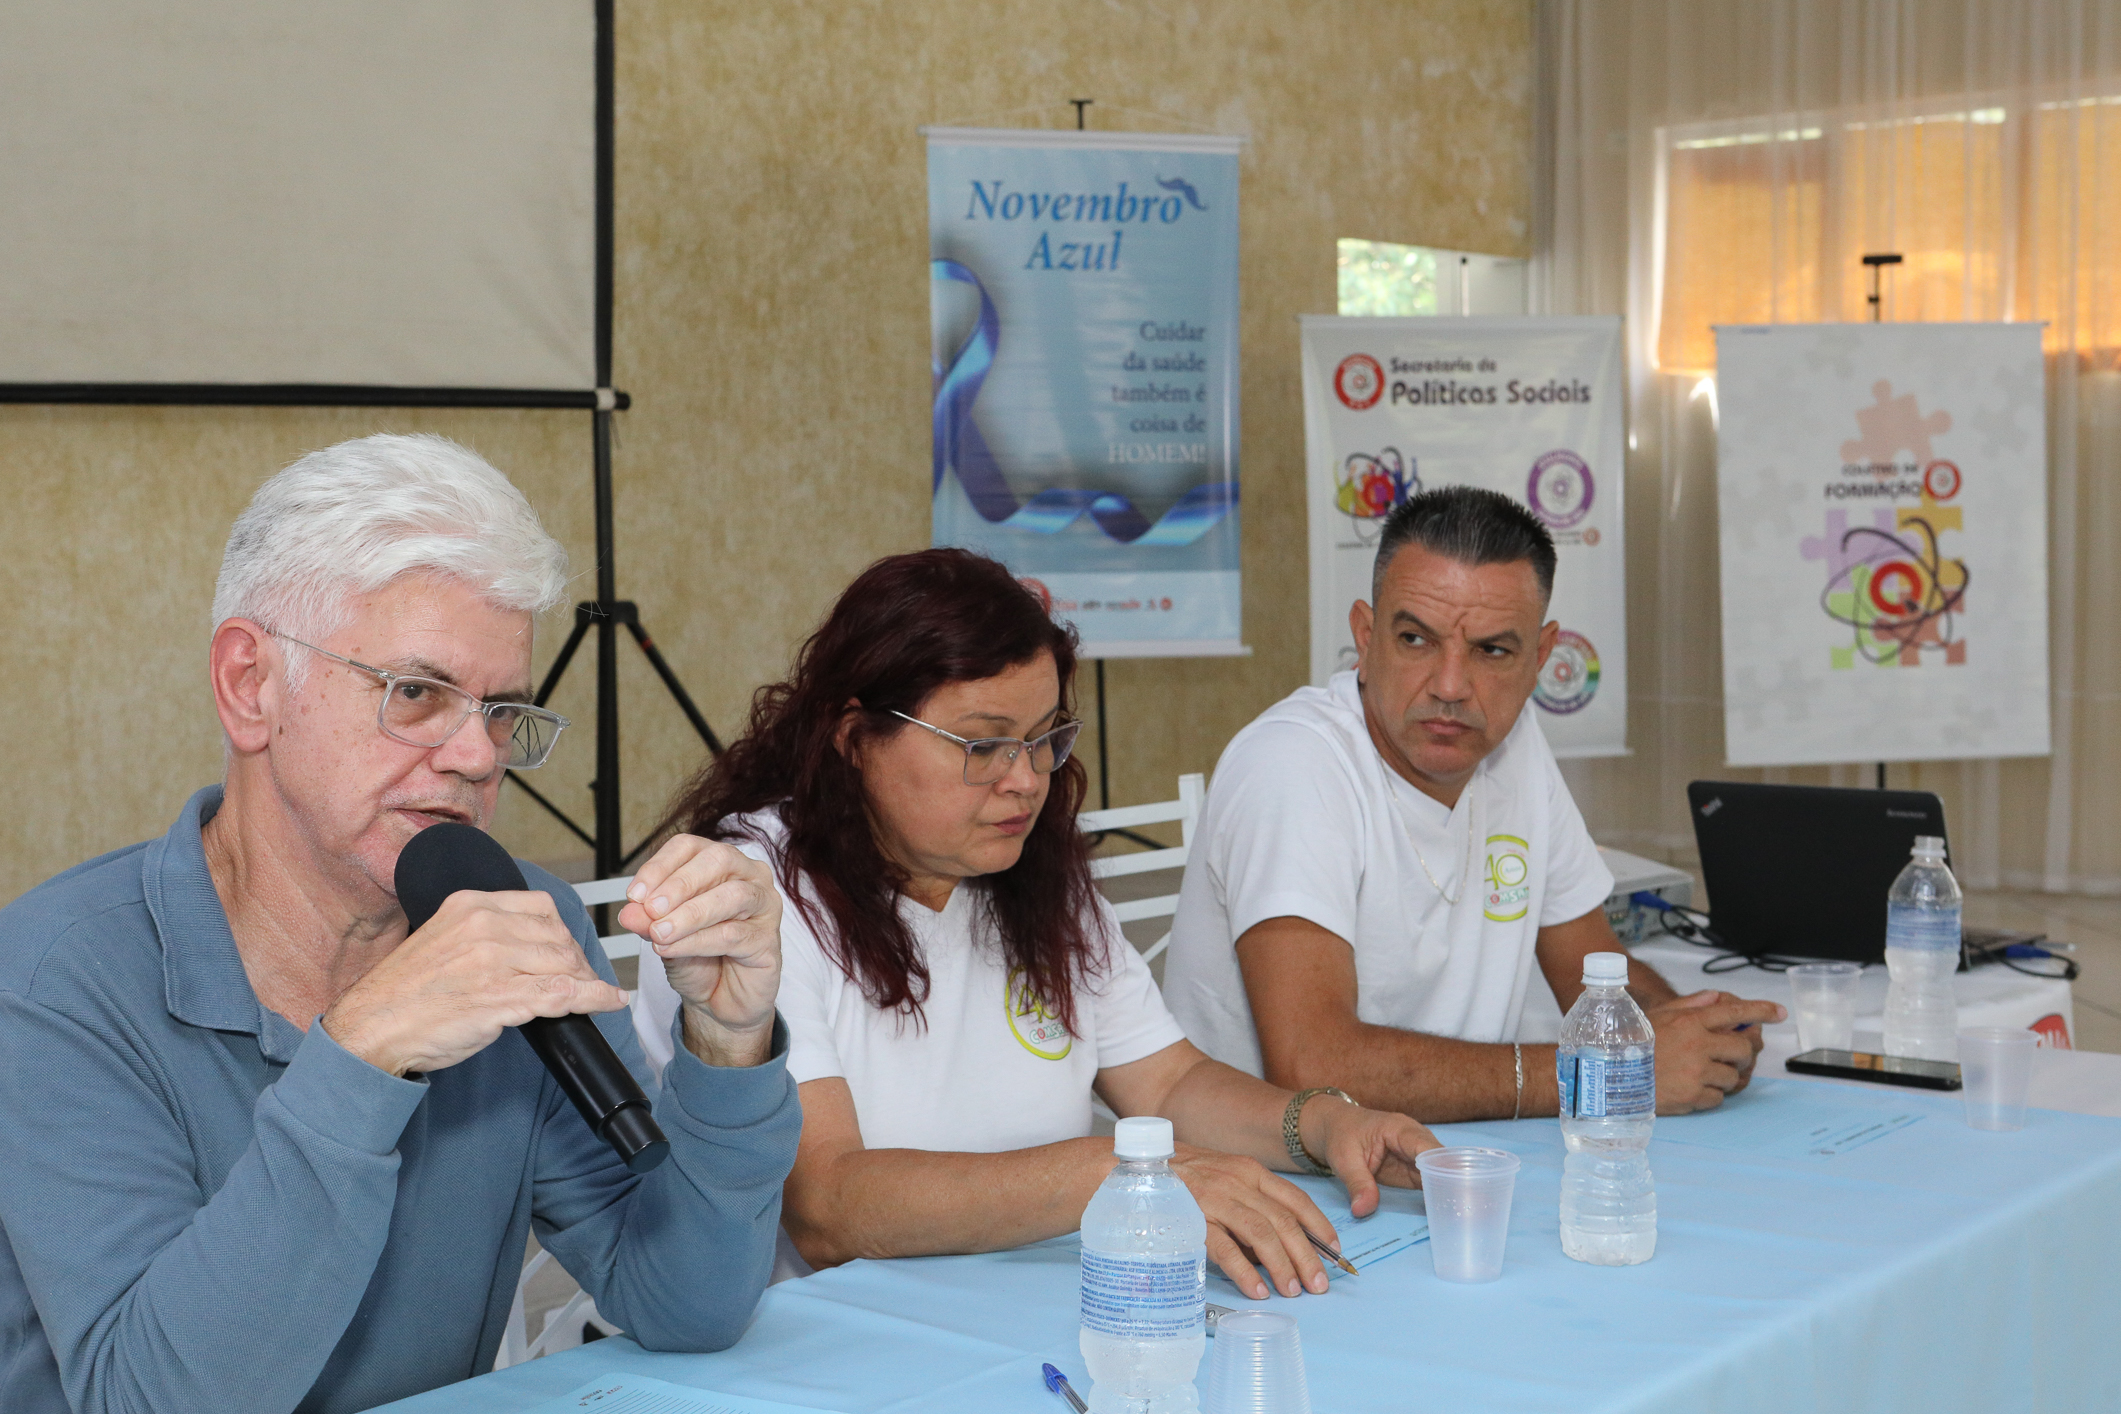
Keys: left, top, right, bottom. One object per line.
{"left": 594, "top": 771, "right": 1207, "bottom": 970}
{"left": 1078, "top": 772, "right": 1205, "bottom": 964}
{"left": 495, "top": 1249, "right": 607, "bottom": 1369}
{"left": 492, "top": 874, "right": 650, "bottom": 1368}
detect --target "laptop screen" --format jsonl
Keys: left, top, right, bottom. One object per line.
{"left": 1685, "top": 781, "right": 1948, "bottom": 964}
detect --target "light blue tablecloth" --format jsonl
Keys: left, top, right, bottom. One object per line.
{"left": 374, "top": 1079, "right": 2121, "bottom": 1414}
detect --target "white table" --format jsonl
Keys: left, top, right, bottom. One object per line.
{"left": 1520, "top": 938, "right": 2075, "bottom": 1041}
{"left": 1756, "top": 1019, "right": 2121, "bottom": 1116}
{"left": 1523, "top": 938, "right": 2112, "bottom": 1115}
{"left": 1633, "top": 935, "right": 2072, "bottom": 1033}
{"left": 380, "top": 1076, "right": 2121, "bottom": 1414}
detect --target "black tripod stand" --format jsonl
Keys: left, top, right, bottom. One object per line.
{"left": 505, "top": 412, "right": 725, "bottom": 880}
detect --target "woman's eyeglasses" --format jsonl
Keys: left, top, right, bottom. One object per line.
{"left": 889, "top": 710, "right": 1083, "bottom": 786}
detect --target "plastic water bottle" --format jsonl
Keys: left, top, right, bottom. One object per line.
{"left": 1079, "top": 1117, "right": 1207, "bottom": 1414}
{"left": 1882, "top": 836, "right": 1962, "bottom": 1061}
{"left": 1557, "top": 951, "right": 1657, "bottom": 1266}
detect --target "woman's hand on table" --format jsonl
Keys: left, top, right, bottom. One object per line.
{"left": 1169, "top": 1144, "right": 1342, "bottom": 1302}
{"left": 1301, "top": 1097, "right": 1442, "bottom": 1215}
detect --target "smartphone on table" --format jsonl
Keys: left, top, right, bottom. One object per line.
{"left": 1786, "top": 1049, "right": 1963, "bottom": 1091}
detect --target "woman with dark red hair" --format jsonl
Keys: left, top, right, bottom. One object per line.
{"left": 628, "top": 549, "right": 1437, "bottom": 1300}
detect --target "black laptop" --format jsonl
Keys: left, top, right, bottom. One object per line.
{"left": 1685, "top": 781, "right": 2022, "bottom": 965}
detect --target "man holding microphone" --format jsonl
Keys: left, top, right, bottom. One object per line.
{"left": 0, "top": 435, "right": 797, "bottom": 1413}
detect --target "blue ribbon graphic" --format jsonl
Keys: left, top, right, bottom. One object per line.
{"left": 931, "top": 259, "right": 1236, "bottom": 547}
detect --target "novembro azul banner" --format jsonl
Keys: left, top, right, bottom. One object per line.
{"left": 926, "top": 127, "right": 1243, "bottom": 657}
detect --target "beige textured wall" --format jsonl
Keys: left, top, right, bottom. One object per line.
{"left": 0, "top": 0, "right": 1530, "bottom": 903}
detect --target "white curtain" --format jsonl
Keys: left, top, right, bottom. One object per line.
{"left": 1533, "top": 0, "right": 2121, "bottom": 893}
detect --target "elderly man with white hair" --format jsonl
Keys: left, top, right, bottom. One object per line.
{"left": 0, "top": 435, "right": 799, "bottom": 1414}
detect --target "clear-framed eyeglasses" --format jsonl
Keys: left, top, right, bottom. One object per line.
{"left": 889, "top": 710, "right": 1083, "bottom": 787}
{"left": 268, "top": 631, "right": 570, "bottom": 770}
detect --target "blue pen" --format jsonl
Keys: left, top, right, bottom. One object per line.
{"left": 1042, "top": 1363, "right": 1089, "bottom": 1414}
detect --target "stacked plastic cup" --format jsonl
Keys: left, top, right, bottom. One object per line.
{"left": 1414, "top": 1147, "right": 1522, "bottom": 1282}
{"left": 1200, "top": 1311, "right": 1310, "bottom": 1414}
{"left": 1959, "top": 1027, "right": 2038, "bottom": 1131}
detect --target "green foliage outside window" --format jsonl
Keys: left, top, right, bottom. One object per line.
{"left": 1337, "top": 239, "right": 1437, "bottom": 316}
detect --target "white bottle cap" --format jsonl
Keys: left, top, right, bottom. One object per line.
{"left": 1912, "top": 835, "right": 1947, "bottom": 859}
{"left": 1581, "top": 951, "right": 1630, "bottom": 986}
{"left": 1113, "top": 1116, "right": 1176, "bottom": 1160}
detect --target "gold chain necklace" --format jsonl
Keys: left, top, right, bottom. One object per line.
{"left": 1387, "top": 767, "right": 1480, "bottom": 907}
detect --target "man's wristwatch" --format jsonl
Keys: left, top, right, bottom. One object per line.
{"left": 1282, "top": 1086, "right": 1356, "bottom": 1176}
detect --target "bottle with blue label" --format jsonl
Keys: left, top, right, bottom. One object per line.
{"left": 1882, "top": 835, "right": 1962, "bottom": 1061}
{"left": 1557, "top": 951, "right": 1657, "bottom": 1266}
{"left": 1079, "top": 1117, "right": 1207, "bottom": 1413}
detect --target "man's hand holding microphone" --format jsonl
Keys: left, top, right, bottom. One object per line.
{"left": 323, "top": 828, "right": 783, "bottom": 1078}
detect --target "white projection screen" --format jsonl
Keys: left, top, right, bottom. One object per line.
{"left": 0, "top": 2, "right": 595, "bottom": 392}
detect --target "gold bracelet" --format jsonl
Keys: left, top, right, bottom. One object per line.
{"left": 1282, "top": 1086, "right": 1354, "bottom": 1175}
{"left": 1512, "top": 1043, "right": 1525, "bottom": 1121}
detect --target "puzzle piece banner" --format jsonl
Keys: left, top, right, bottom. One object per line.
{"left": 1299, "top": 315, "right": 1628, "bottom": 758}
{"left": 1714, "top": 324, "right": 2049, "bottom": 766}
{"left": 928, "top": 128, "right": 1243, "bottom": 658}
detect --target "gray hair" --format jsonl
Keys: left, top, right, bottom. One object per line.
{"left": 212, "top": 434, "right": 569, "bottom": 684}
{"left": 1373, "top": 485, "right": 1557, "bottom": 604}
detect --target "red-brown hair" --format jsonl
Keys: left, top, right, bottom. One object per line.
{"left": 667, "top": 549, "right": 1106, "bottom": 1033}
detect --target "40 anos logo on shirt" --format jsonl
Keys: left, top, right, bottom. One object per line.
{"left": 1484, "top": 834, "right": 1532, "bottom": 922}
{"left": 1005, "top": 970, "right": 1073, "bottom": 1060}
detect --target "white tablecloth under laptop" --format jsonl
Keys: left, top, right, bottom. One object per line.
{"left": 1519, "top": 937, "right": 2103, "bottom": 1111}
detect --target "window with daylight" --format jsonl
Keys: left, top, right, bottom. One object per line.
{"left": 1655, "top": 93, "right": 2121, "bottom": 376}
{"left": 1337, "top": 239, "right": 1526, "bottom": 317}
{"left": 1337, "top": 239, "right": 1438, "bottom": 316}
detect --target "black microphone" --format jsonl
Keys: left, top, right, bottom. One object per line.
{"left": 395, "top": 822, "right": 670, "bottom": 1174}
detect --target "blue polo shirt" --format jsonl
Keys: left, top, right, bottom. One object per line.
{"left": 0, "top": 787, "right": 801, "bottom": 1414}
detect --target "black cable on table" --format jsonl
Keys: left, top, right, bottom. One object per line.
{"left": 1631, "top": 892, "right": 1817, "bottom": 975}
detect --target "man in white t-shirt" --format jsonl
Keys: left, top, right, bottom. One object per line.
{"left": 1164, "top": 486, "right": 1783, "bottom": 1123}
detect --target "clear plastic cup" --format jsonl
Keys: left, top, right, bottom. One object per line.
{"left": 1414, "top": 1147, "right": 1521, "bottom": 1283}
{"left": 1200, "top": 1310, "right": 1309, "bottom": 1414}
{"left": 1959, "top": 1027, "right": 2038, "bottom": 1131}
{"left": 1788, "top": 962, "right": 1863, "bottom": 1053}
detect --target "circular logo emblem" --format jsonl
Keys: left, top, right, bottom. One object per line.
{"left": 1527, "top": 450, "right": 1594, "bottom": 529}
{"left": 1334, "top": 354, "right": 1384, "bottom": 411}
{"left": 1533, "top": 629, "right": 1601, "bottom": 715}
{"left": 1004, "top": 970, "right": 1072, "bottom": 1060}
{"left": 1484, "top": 834, "right": 1532, "bottom": 923}
{"left": 1868, "top": 560, "right": 1924, "bottom": 616}
{"left": 1582, "top": 526, "right": 1601, "bottom": 547}
{"left": 1923, "top": 459, "right": 1962, "bottom": 501}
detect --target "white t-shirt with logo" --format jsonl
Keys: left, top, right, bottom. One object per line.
{"left": 634, "top": 809, "right": 1186, "bottom": 1154}
{"left": 1162, "top": 671, "right": 1614, "bottom": 1076}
